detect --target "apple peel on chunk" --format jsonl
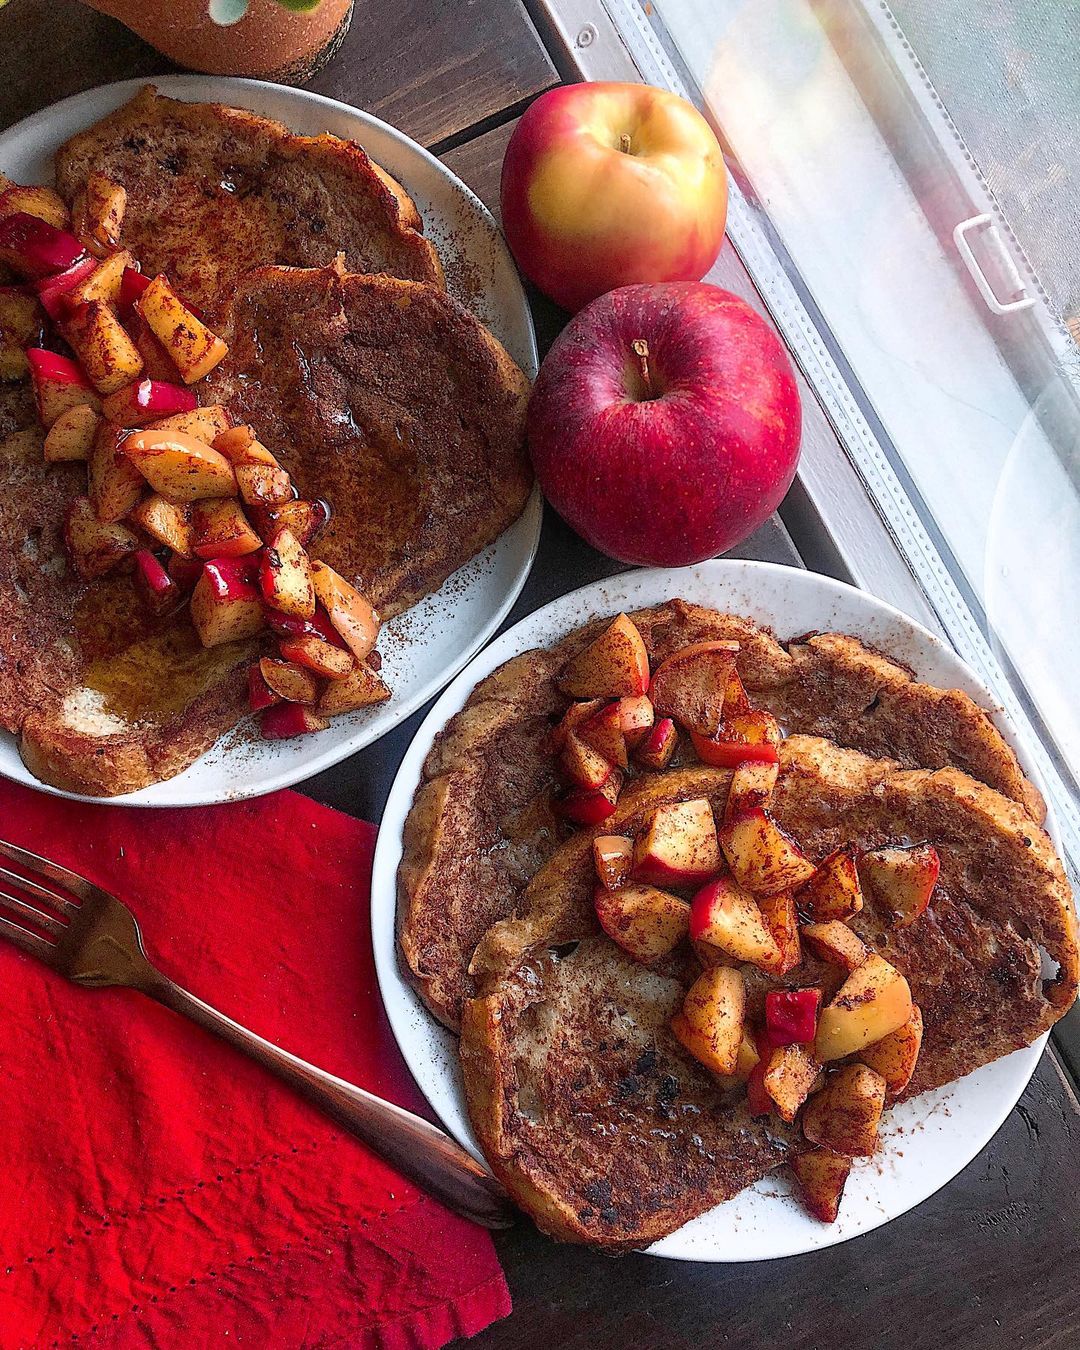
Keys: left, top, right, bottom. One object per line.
{"left": 688, "top": 873, "right": 781, "bottom": 969}
{"left": 725, "top": 759, "right": 779, "bottom": 817}
{"left": 671, "top": 966, "right": 745, "bottom": 1077}
{"left": 593, "top": 834, "right": 633, "bottom": 890}
{"left": 802, "top": 1063, "right": 886, "bottom": 1157}
{"left": 790, "top": 1148, "right": 852, "bottom": 1224}
{"left": 632, "top": 798, "right": 722, "bottom": 886}
{"left": 594, "top": 882, "right": 689, "bottom": 965}
{"left": 634, "top": 717, "right": 677, "bottom": 771}
{"left": 649, "top": 640, "right": 739, "bottom": 738}
{"left": 861, "top": 844, "right": 940, "bottom": 928}
{"left": 797, "top": 848, "right": 864, "bottom": 922}
{"left": 555, "top": 770, "right": 623, "bottom": 826}
{"left": 190, "top": 558, "right": 265, "bottom": 648}
{"left": 814, "top": 953, "right": 913, "bottom": 1062}
{"left": 719, "top": 807, "right": 816, "bottom": 896}
{"left": 800, "top": 919, "right": 867, "bottom": 973}
{"left": 193, "top": 497, "right": 262, "bottom": 559}
{"left": 859, "top": 1005, "right": 923, "bottom": 1099}
{"left": 556, "top": 613, "right": 649, "bottom": 699}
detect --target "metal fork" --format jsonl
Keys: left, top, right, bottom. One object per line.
{"left": 0, "top": 838, "right": 512, "bottom": 1229}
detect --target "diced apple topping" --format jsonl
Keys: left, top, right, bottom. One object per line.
{"left": 763, "top": 1043, "right": 821, "bottom": 1123}
{"left": 594, "top": 882, "right": 690, "bottom": 965}
{"left": 247, "top": 497, "right": 330, "bottom": 548}
{"left": 800, "top": 920, "right": 868, "bottom": 973}
{"left": 88, "top": 419, "right": 145, "bottom": 522}
{"left": 556, "top": 613, "right": 649, "bottom": 699}
{"left": 137, "top": 274, "right": 228, "bottom": 382}
{"left": 802, "top": 1063, "right": 886, "bottom": 1157}
{"left": 63, "top": 298, "right": 143, "bottom": 394}
{"left": 190, "top": 558, "right": 265, "bottom": 648}
{"left": 790, "top": 1148, "right": 852, "bottom": 1224}
{"left": 64, "top": 497, "right": 139, "bottom": 579}
{"left": 34, "top": 257, "right": 99, "bottom": 321}
{"left": 797, "top": 848, "right": 863, "bottom": 922}
{"left": 688, "top": 874, "right": 781, "bottom": 969}
{"left": 0, "top": 184, "right": 69, "bottom": 231}
{"left": 101, "top": 376, "right": 197, "bottom": 427}
{"left": 316, "top": 662, "right": 391, "bottom": 715}
{"left": 147, "top": 404, "right": 232, "bottom": 442}
{"left": 260, "top": 703, "right": 329, "bottom": 740}
{"left": 132, "top": 549, "right": 181, "bottom": 614}
{"left": 765, "top": 988, "right": 821, "bottom": 1046}
{"left": 719, "top": 808, "right": 816, "bottom": 896}
{"left": 859, "top": 1005, "right": 923, "bottom": 1099}
{"left": 193, "top": 498, "right": 262, "bottom": 558}
{"left": 577, "top": 700, "right": 628, "bottom": 768}
{"left": 690, "top": 710, "right": 781, "bottom": 768}
{"left": 129, "top": 494, "right": 194, "bottom": 556}
{"left": 43, "top": 403, "right": 100, "bottom": 463}
{"left": 616, "top": 693, "right": 654, "bottom": 746}
{"left": 554, "top": 770, "right": 623, "bottom": 826}
{"left": 757, "top": 889, "right": 802, "bottom": 976}
{"left": 214, "top": 424, "right": 293, "bottom": 507}
{"left": 671, "top": 966, "right": 746, "bottom": 1077}
{"left": 726, "top": 758, "right": 780, "bottom": 817}
{"left": 593, "top": 834, "right": 633, "bottom": 890}
{"left": 0, "top": 285, "right": 44, "bottom": 346}
{"left": 0, "top": 212, "right": 86, "bottom": 280}
{"left": 633, "top": 716, "right": 677, "bottom": 770}
{"left": 550, "top": 698, "right": 603, "bottom": 751}
{"left": 121, "top": 428, "right": 237, "bottom": 500}
{"left": 258, "top": 656, "right": 319, "bottom": 705}
{"left": 649, "top": 640, "right": 739, "bottom": 737}
{"left": 814, "top": 953, "right": 913, "bottom": 1062}
{"left": 65, "top": 249, "right": 135, "bottom": 311}
{"left": 248, "top": 664, "right": 281, "bottom": 712}
{"left": 27, "top": 348, "right": 101, "bottom": 428}
{"left": 711, "top": 1031, "right": 761, "bottom": 1090}
{"left": 72, "top": 172, "right": 127, "bottom": 254}
{"left": 861, "top": 844, "right": 940, "bottom": 928}
{"left": 560, "top": 729, "right": 614, "bottom": 790}
{"left": 278, "top": 634, "right": 354, "bottom": 681}
{"left": 257, "top": 525, "right": 316, "bottom": 617}
{"left": 310, "top": 561, "right": 379, "bottom": 660}
{"left": 632, "top": 798, "right": 721, "bottom": 886}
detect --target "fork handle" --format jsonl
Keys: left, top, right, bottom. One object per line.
{"left": 142, "top": 973, "right": 513, "bottom": 1229}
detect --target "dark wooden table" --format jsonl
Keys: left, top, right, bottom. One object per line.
{"left": 1, "top": 3, "right": 1077, "bottom": 1346}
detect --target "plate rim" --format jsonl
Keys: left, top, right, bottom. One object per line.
{"left": 370, "top": 558, "right": 1057, "bottom": 1262}
{"left": 0, "top": 74, "right": 541, "bottom": 808}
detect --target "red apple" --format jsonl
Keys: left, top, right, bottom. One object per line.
{"left": 528, "top": 283, "right": 801, "bottom": 565}
{"left": 500, "top": 83, "right": 727, "bottom": 312}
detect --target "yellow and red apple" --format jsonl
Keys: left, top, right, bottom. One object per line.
{"left": 501, "top": 83, "right": 728, "bottom": 312}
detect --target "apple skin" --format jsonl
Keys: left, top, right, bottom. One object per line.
{"left": 501, "top": 83, "right": 727, "bottom": 313}
{"left": 527, "top": 282, "right": 802, "bottom": 565}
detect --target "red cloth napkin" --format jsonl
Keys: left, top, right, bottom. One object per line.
{"left": 0, "top": 779, "right": 510, "bottom": 1350}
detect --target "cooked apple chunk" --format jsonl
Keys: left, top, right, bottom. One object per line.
{"left": 711, "top": 1030, "right": 761, "bottom": 1090}
{"left": 757, "top": 889, "right": 802, "bottom": 976}
{"left": 719, "top": 808, "right": 816, "bottom": 896}
{"left": 800, "top": 920, "right": 868, "bottom": 973}
{"left": 802, "top": 1063, "right": 887, "bottom": 1157}
{"left": 649, "top": 640, "right": 740, "bottom": 738}
{"left": 190, "top": 558, "right": 265, "bottom": 648}
{"left": 214, "top": 424, "right": 293, "bottom": 507}
{"left": 311, "top": 561, "right": 380, "bottom": 661}
{"left": 814, "top": 953, "right": 913, "bottom": 1062}
{"left": 859, "top": 1005, "right": 923, "bottom": 1099}
{"left": 88, "top": 419, "right": 144, "bottom": 522}
{"left": 27, "top": 348, "right": 101, "bottom": 428}
{"left": 317, "top": 661, "right": 391, "bottom": 715}
{"left": 66, "top": 249, "right": 135, "bottom": 311}
{"left": 790, "top": 1148, "right": 852, "bottom": 1224}
{"left": 556, "top": 613, "right": 649, "bottom": 699}
{"left": 43, "top": 403, "right": 100, "bottom": 463}
{"left": 797, "top": 848, "right": 864, "bottom": 922}
{"left": 861, "top": 844, "right": 940, "bottom": 928}
{"left": 148, "top": 404, "right": 232, "bottom": 443}
{"left": 129, "top": 494, "right": 193, "bottom": 556}
{"left": 594, "top": 882, "right": 690, "bottom": 965}
{"left": 0, "top": 184, "right": 69, "bottom": 231}
{"left": 593, "top": 834, "right": 633, "bottom": 890}
{"left": 64, "top": 496, "right": 139, "bottom": 579}
{"left": 632, "top": 798, "right": 721, "bottom": 886}
{"left": 671, "top": 966, "right": 745, "bottom": 1076}
{"left": 72, "top": 173, "right": 127, "bottom": 254}
{"left": 550, "top": 699, "right": 602, "bottom": 751}
{"left": 278, "top": 634, "right": 354, "bottom": 681}
{"left": 616, "top": 694, "right": 654, "bottom": 746}
{"left": 764, "top": 1043, "right": 821, "bottom": 1123}
{"left": 555, "top": 771, "right": 623, "bottom": 827}
{"left": 121, "top": 428, "right": 237, "bottom": 500}
{"left": 559, "top": 731, "right": 613, "bottom": 790}
{"left": 577, "top": 701, "right": 628, "bottom": 768}
{"left": 259, "top": 656, "right": 319, "bottom": 705}
{"left": 63, "top": 298, "right": 143, "bottom": 395}
{"left": 633, "top": 716, "right": 678, "bottom": 770}
{"left": 193, "top": 498, "right": 262, "bottom": 558}
{"left": 725, "top": 759, "right": 779, "bottom": 817}
{"left": 138, "top": 274, "right": 228, "bottom": 383}
{"left": 258, "top": 524, "right": 316, "bottom": 618}
{"left": 688, "top": 874, "right": 781, "bottom": 969}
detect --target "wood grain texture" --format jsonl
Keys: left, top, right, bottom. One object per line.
{"left": 0, "top": 0, "right": 558, "bottom": 148}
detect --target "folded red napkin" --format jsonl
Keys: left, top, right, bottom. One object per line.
{"left": 0, "top": 778, "right": 510, "bottom": 1350}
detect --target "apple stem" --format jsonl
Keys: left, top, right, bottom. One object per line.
{"left": 619, "top": 132, "right": 633, "bottom": 154}
{"left": 632, "top": 339, "right": 653, "bottom": 397}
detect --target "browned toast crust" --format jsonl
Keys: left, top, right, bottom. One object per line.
{"left": 54, "top": 86, "right": 443, "bottom": 313}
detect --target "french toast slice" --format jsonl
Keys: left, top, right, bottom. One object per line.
{"left": 459, "top": 736, "right": 1077, "bottom": 1250}
{"left": 54, "top": 86, "right": 443, "bottom": 313}
{"left": 398, "top": 600, "right": 1048, "bottom": 1031}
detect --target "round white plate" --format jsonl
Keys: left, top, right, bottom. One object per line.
{"left": 0, "top": 75, "right": 540, "bottom": 806}
{"left": 371, "top": 560, "right": 1058, "bottom": 1262}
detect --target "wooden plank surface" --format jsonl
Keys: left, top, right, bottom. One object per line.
{"left": 0, "top": 0, "right": 558, "bottom": 148}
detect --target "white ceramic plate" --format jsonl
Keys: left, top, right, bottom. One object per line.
{"left": 0, "top": 75, "right": 540, "bottom": 806}
{"left": 371, "top": 560, "right": 1059, "bottom": 1262}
